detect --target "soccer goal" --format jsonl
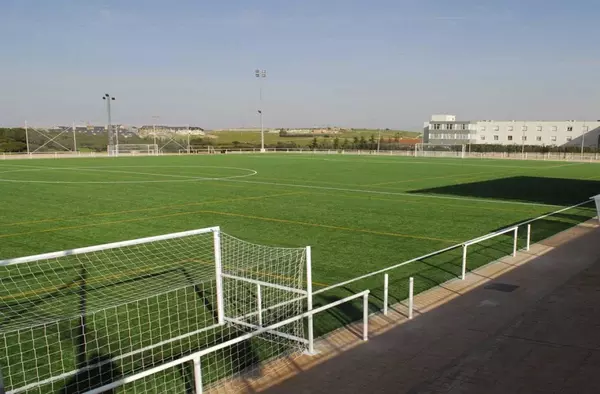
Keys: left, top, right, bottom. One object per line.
{"left": 415, "top": 143, "right": 466, "bottom": 158}
{"left": 115, "top": 144, "right": 159, "bottom": 156}
{"left": 0, "top": 227, "right": 311, "bottom": 393}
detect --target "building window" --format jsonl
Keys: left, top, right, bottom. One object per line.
{"left": 508, "top": 126, "right": 514, "bottom": 131}
{"left": 522, "top": 136, "right": 527, "bottom": 141}
{"left": 551, "top": 136, "right": 557, "bottom": 142}
{"left": 508, "top": 135, "right": 513, "bottom": 141}
{"left": 522, "top": 126, "right": 528, "bottom": 131}
{"left": 552, "top": 126, "right": 557, "bottom": 131}
{"left": 494, "top": 135, "right": 499, "bottom": 141}
{"left": 480, "top": 135, "right": 486, "bottom": 140}
{"left": 566, "top": 136, "right": 572, "bottom": 142}
{"left": 432, "top": 124, "right": 441, "bottom": 130}
{"left": 567, "top": 126, "right": 573, "bottom": 132}
{"left": 536, "top": 126, "right": 542, "bottom": 131}
{"left": 536, "top": 136, "right": 542, "bottom": 141}
{"left": 494, "top": 126, "right": 500, "bottom": 131}
{"left": 480, "top": 126, "right": 486, "bottom": 131}
{"left": 460, "top": 124, "right": 468, "bottom": 130}
{"left": 447, "top": 124, "right": 454, "bottom": 130}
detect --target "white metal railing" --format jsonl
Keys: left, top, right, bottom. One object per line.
{"left": 83, "top": 290, "right": 371, "bottom": 394}
{"left": 3, "top": 148, "right": 600, "bottom": 162}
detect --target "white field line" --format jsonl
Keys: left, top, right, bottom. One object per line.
{"left": 242, "top": 155, "right": 580, "bottom": 170}
{"left": 217, "top": 177, "right": 563, "bottom": 208}
{"left": 0, "top": 162, "right": 580, "bottom": 208}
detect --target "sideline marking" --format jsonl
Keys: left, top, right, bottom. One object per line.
{"left": 216, "top": 178, "right": 563, "bottom": 208}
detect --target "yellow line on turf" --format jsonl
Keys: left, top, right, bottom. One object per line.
{"left": 0, "top": 191, "right": 305, "bottom": 239}
{"left": 3, "top": 191, "right": 302, "bottom": 227}
{"left": 191, "top": 210, "right": 459, "bottom": 243}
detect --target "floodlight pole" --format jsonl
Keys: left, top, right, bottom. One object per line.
{"left": 72, "top": 121, "right": 77, "bottom": 152}
{"left": 377, "top": 129, "right": 381, "bottom": 153}
{"left": 152, "top": 115, "right": 159, "bottom": 147}
{"left": 187, "top": 126, "right": 191, "bottom": 154}
{"left": 255, "top": 69, "right": 267, "bottom": 152}
{"left": 24, "top": 121, "right": 30, "bottom": 154}
{"left": 103, "top": 94, "right": 116, "bottom": 156}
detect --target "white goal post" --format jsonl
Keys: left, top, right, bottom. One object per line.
{"left": 0, "top": 227, "right": 313, "bottom": 393}
{"left": 415, "top": 143, "right": 466, "bottom": 158}
{"left": 115, "top": 144, "right": 159, "bottom": 156}
{"left": 593, "top": 194, "right": 600, "bottom": 223}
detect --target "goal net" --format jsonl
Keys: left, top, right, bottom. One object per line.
{"left": 415, "top": 143, "right": 466, "bottom": 158}
{"left": 116, "top": 144, "right": 159, "bottom": 156}
{"left": 0, "top": 227, "right": 309, "bottom": 393}
{"left": 594, "top": 194, "right": 600, "bottom": 223}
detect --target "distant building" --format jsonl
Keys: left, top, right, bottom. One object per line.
{"left": 423, "top": 115, "right": 600, "bottom": 148}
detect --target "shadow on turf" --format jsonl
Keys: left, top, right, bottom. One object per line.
{"left": 60, "top": 353, "right": 122, "bottom": 394}
{"left": 409, "top": 176, "right": 600, "bottom": 206}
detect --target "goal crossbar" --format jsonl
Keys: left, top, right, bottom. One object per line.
{"left": 221, "top": 273, "right": 308, "bottom": 295}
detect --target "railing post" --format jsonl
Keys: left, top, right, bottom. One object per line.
{"left": 363, "top": 292, "right": 369, "bottom": 341}
{"left": 383, "top": 273, "right": 389, "bottom": 315}
{"left": 306, "top": 246, "right": 314, "bottom": 354}
{"left": 526, "top": 224, "right": 531, "bottom": 251}
{"left": 513, "top": 227, "right": 518, "bottom": 257}
{"left": 257, "top": 283, "right": 263, "bottom": 326}
{"left": 461, "top": 244, "right": 468, "bottom": 280}
{"left": 213, "top": 228, "right": 224, "bottom": 325}
{"left": 408, "top": 277, "right": 414, "bottom": 319}
{"left": 193, "top": 356, "right": 203, "bottom": 394}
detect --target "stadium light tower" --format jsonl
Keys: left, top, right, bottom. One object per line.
{"left": 103, "top": 94, "right": 116, "bottom": 155}
{"left": 152, "top": 115, "right": 160, "bottom": 147}
{"left": 255, "top": 69, "right": 267, "bottom": 152}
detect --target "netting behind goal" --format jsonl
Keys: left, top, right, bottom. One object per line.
{"left": 116, "top": 144, "right": 159, "bottom": 155}
{"left": 415, "top": 143, "right": 466, "bottom": 158}
{"left": 0, "top": 227, "right": 308, "bottom": 393}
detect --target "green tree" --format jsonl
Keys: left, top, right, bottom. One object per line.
{"left": 333, "top": 137, "right": 340, "bottom": 150}
{"left": 309, "top": 137, "right": 318, "bottom": 149}
{"left": 369, "top": 134, "right": 376, "bottom": 149}
{"left": 352, "top": 136, "right": 359, "bottom": 148}
{"left": 359, "top": 136, "right": 367, "bottom": 149}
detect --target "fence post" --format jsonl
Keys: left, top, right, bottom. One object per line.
{"left": 306, "top": 246, "right": 314, "bottom": 354}
{"left": 213, "top": 228, "right": 225, "bottom": 325}
{"left": 193, "top": 356, "right": 203, "bottom": 394}
{"left": 408, "top": 277, "right": 414, "bottom": 319}
{"left": 526, "top": 224, "right": 531, "bottom": 251}
{"left": 461, "top": 244, "right": 468, "bottom": 280}
{"left": 513, "top": 227, "right": 518, "bottom": 257}
{"left": 363, "top": 292, "right": 369, "bottom": 341}
{"left": 383, "top": 273, "right": 389, "bottom": 315}
{"left": 257, "top": 283, "right": 263, "bottom": 326}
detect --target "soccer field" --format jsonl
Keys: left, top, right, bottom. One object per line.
{"left": 1, "top": 153, "right": 598, "bottom": 391}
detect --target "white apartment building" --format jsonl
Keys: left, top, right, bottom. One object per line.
{"left": 423, "top": 114, "right": 600, "bottom": 148}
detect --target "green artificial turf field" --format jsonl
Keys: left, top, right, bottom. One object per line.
{"left": 1, "top": 154, "right": 598, "bottom": 391}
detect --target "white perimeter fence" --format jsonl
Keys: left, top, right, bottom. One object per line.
{"left": 2, "top": 148, "right": 600, "bottom": 162}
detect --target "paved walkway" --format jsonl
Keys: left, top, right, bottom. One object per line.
{"left": 262, "top": 221, "right": 600, "bottom": 394}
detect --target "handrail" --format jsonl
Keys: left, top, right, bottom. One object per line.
{"left": 82, "top": 290, "right": 371, "bottom": 394}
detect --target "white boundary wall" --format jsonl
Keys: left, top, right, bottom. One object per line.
{"left": 3, "top": 149, "right": 600, "bottom": 162}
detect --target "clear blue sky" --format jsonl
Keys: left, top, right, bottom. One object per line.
{"left": 1, "top": 0, "right": 599, "bottom": 130}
